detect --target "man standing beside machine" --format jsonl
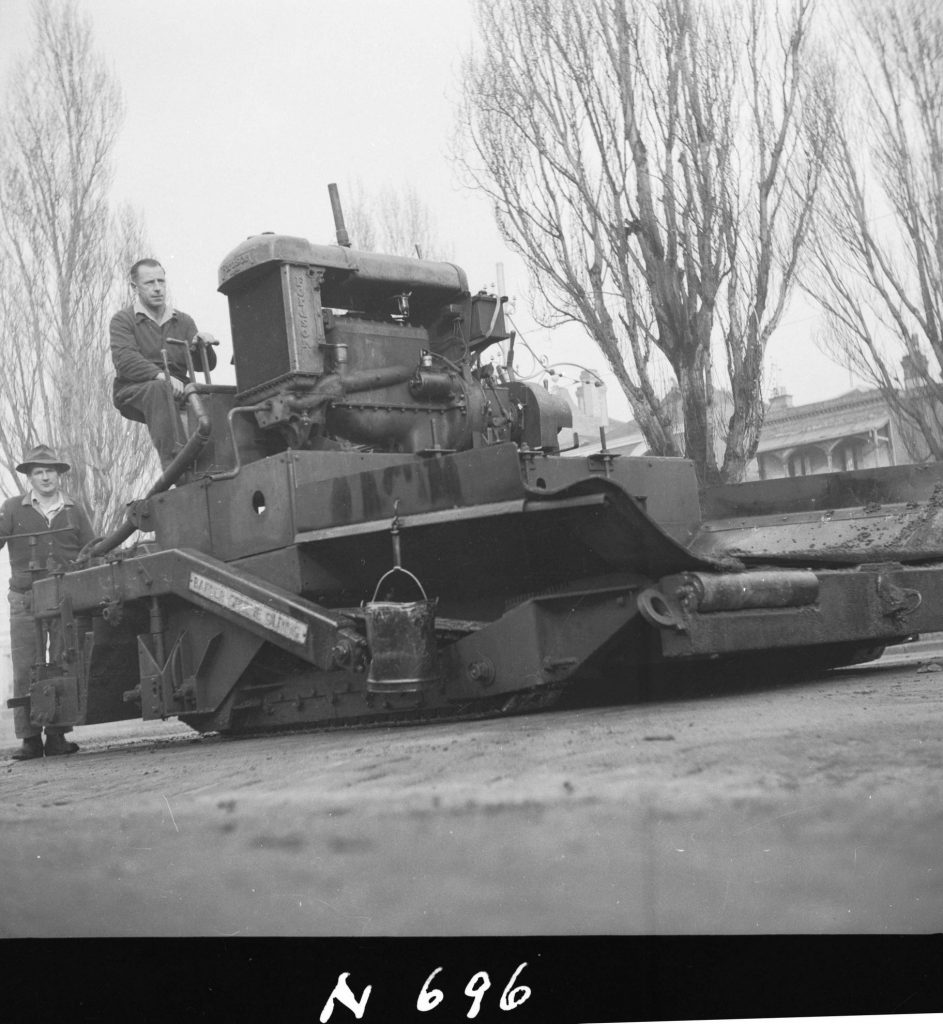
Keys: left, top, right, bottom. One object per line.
{"left": 1, "top": 445, "right": 95, "bottom": 760}
{"left": 110, "top": 258, "right": 218, "bottom": 469}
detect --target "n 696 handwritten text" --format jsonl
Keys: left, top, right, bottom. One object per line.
{"left": 319, "top": 962, "right": 531, "bottom": 1021}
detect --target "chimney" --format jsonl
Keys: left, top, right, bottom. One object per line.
{"left": 901, "top": 350, "right": 928, "bottom": 389}
{"left": 576, "top": 370, "right": 609, "bottom": 427}
{"left": 768, "top": 387, "right": 793, "bottom": 412}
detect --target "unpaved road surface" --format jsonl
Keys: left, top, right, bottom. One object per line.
{"left": 1, "top": 640, "right": 941, "bottom": 938}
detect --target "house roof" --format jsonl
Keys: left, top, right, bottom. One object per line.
{"left": 757, "top": 389, "right": 891, "bottom": 455}
{"left": 562, "top": 382, "right": 903, "bottom": 461}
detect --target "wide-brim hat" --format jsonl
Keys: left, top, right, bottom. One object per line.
{"left": 16, "top": 443, "right": 70, "bottom": 475}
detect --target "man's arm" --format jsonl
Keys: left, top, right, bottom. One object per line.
{"left": 110, "top": 308, "right": 164, "bottom": 383}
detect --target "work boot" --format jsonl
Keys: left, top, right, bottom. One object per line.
{"left": 44, "top": 732, "right": 79, "bottom": 757}
{"left": 11, "top": 735, "right": 45, "bottom": 761}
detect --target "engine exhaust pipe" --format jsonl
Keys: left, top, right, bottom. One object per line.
{"left": 328, "top": 183, "right": 351, "bottom": 248}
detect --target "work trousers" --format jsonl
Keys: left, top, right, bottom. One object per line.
{"left": 8, "top": 590, "right": 67, "bottom": 739}
{"left": 115, "top": 379, "right": 186, "bottom": 469}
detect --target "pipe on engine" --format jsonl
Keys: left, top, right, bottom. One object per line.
{"left": 207, "top": 401, "right": 274, "bottom": 482}
{"left": 284, "top": 365, "right": 420, "bottom": 412}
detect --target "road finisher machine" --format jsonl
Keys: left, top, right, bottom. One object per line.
{"left": 14, "top": 187, "right": 943, "bottom": 738}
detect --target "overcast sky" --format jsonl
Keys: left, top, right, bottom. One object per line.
{"left": 0, "top": 0, "right": 861, "bottom": 418}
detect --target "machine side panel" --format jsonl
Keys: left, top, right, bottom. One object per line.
{"left": 289, "top": 449, "right": 417, "bottom": 487}
{"left": 153, "top": 457, "right": 296, "bottom": 559}
{"left": 549, "top": 456, "right": 702, "bottom": 544}
{"left": 149, "top": 485, "right": 214, "bottom": 554}
{"left": 293, "top": 444, "right": 526, "bottom": 532}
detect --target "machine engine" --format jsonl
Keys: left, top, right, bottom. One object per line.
{"left": 205, "top": 219, "right": 570, "bottom": 465}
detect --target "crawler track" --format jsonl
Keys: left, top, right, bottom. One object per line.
{"left": 214, "top": 684, "right": 568, "bottom": 740}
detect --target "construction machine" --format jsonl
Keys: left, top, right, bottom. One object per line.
{"left": 13, "top": 187, "right": 943, "bottom": 738}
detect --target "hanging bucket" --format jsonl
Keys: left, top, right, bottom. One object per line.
{"left": 364, "top": 567, "right": 439, "bottom": 694}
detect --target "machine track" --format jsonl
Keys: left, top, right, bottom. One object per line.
{"left": 213, "top": 684, "right": 567, "bottom": 740}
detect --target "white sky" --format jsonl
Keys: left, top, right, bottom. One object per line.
{"left": 0, "top": 0, "right": 863, "bottom": 420}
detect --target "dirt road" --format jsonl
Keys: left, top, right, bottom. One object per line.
{"left": 1, "top": 640, "right": 941, "bottom": 940}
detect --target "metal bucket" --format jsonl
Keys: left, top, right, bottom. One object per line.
{"left": 365, "top": 568, "right": 439, "bottom": 694}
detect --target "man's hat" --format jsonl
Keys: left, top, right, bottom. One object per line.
{"left": 16, "top": 444, "right": 71, "bottom": 475}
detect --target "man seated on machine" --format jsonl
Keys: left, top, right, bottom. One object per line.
{"left": 110, "top": 258, "right": 218, "bottom": 469}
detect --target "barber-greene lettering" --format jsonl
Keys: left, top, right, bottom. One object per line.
{"left": 188, "top": 572, "right": 308, "bottom": 645}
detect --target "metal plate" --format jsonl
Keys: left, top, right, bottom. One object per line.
{"left": 28, "top": 676, "right": 79, "bottom": 727}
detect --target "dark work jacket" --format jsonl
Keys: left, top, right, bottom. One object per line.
{"left": 109, "top": 303, "right": 216, "bottom": 405}
{"left": 0, "top": 493, "right": 95, "bottom": 593}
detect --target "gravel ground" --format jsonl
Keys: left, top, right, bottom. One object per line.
{"left": 1, "top": 640, "right": 941, "bottom": 941}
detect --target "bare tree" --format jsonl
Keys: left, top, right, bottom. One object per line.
{"left": 804, "top": 0, "right": 943, "bottom": 461}
{"left": 341, "top": 179, "right": 452, "bottom": 260}
{"left": 0, "top": 0, "right": 156, "bottom": 534}
{"left": 457, "top": 0, "right": 830, "bottom": 483}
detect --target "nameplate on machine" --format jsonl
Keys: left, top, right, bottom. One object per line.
{"left": 188, "top": 572, "right": 309, "bottom": 646}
